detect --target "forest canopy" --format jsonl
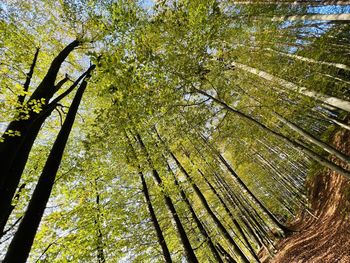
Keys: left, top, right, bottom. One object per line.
{"left": 0, "top": 0, "right": 350, "bottom": 262}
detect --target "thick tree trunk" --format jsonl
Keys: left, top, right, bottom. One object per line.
{"left": 3, "top": 73, "right": 89, "bottom": 263}
{"left": 0, "top": 40, "right": 80, "bottom": 202}
{"left": 0, "top": 65, "right": 95, "bottom": 234}
{"left": 0, "top": 65, "right": 95, "bottom": 235}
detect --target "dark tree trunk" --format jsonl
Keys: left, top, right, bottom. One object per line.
{"left": 135, "top": 133, "right": 198, "bottom": 263}
{"left": 168, "top": 151, "right": 249, "bottom": 263}
{"left": 18, "top": 47, "right": 40, "bottom": 104}
{"left": 0, "top": 65, "right": 94, "bottom": 234}
{"left": 140, "top": 171, "right": 172, "bottom": 262}
{"left": 125, "top": 132, "right": 172, "bottom": 262}
{"left": 93, "top": 182, "right": 106, "bottom": 263}
{"left": 216, "top": 243, "right": 237, "bottom": 263}
{"left": 195, "top": 88, "right": 350, "bottom": 179}
{"left": 199, "top": 170, "right": 260, "bottom": 262}
{"left": 166, "top": 162, "right": 223, "bottom": 263}
{"left": 3, "top": 73, "right": 89, "bottom": 263}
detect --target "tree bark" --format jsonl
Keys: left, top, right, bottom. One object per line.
{"left": 265, "top": 48, "right": 350, "bottom": 72}
{"left": 272, "top": 14, "right": 350, "bottom": 21}
{"left": 18, "top": 47, "right": 40, "bottom": 104}
{"left": 3, "top": 72, "right": 89, "bottom": 263}
{"left": 140, "top": 171, "right": 172, "bottom": 262}
{"left": 0, "top": 65, "right": 95, "bottom": 235}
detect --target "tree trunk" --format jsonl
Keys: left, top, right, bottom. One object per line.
{"left": 167, "top": 162, "right": 223, "bottom": 263}
{"left": 0, "top": 65, "right": 95, "bottom": 234}
{"left": 135, "top": 133, "right": 198, "bottom": 263}
{"left": 194, "top": 88, "right": 350, "bottom": 179}
{"left": 140, "top": 171, "right": 172, "bottom": 262}
{"left": 272, "top": 14, "right": 350, "bottom": 21}
{"left": 274, "top": 112, "right": 350, "bottom": 164}
{"left": 125, "top": 132, "right": 172, "bottom": 262}
{"left": 168, "top": 150, "right": 250, "bottom": 263}
{"left": 3, "top": 73, "right": 89, "bottom": 263}
{"left": 234, "top": 1, "right": 350, "bottom": 5}
{"left": 230, "top": 61, "right": 350, "bottom": 112}
{"left": 18, "top": 47, "right": 40, "bottom": 104}
{"left": 199, "top": 170, "right": 261, "bottom": 262}
{"left": 265, "top": 48, "right": 350, "bottom": 72}
{"left": 93, "top": 181, "right": 106, "bottom": 263}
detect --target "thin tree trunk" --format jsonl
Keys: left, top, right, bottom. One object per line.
{"left": 200, "top": 135, "right": 290, "bottom": 233}
{"left": 3, "top": 72, "right": 89, "bottom": 263}
{"left": 230, "top": 61, "right": 350, "bottom": 112}
{"left": 93, "top": 181, "right": 106, "bottom": 263}
{"left": 272, "top": 14, "right": 350, "bottom": 21}
{"left": 18, "top": 47, "right": 40, "bottom": 104}
{"left": 216, "top": 243, "right": 237, "bottom": 263}
{"left": 194, "top": 88, "right": 350, "bottom": 178}
{"left": 125, "top": 132, "right": 172, "bottom": 262}
{"left": 234, "top": 1, "right": 350, "bottom": 5}
{"left": 0, "top": 183, "right": 25, "bottom": 238}
{"left": 135, "top": 133, "right": 198, "bottom": 263}
{"left": 167, "top": 150, "right": 250, "bottom": 263}
{"left": 140, "top": 171, "right": 172, "bottom": 262}
{"left": 274, "top": 112, "right": 350, "bottom": 164}
{"left": 265, "top": 48, "right": 350, "bottom": 71}
{"left": 200, "top": 170, "right": 260, "bottom": 262}
{"left": 166, "top": 162, "right": 223, "bottom": 263}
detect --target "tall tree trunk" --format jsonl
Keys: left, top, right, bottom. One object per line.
{"left": 3, "top": 72, "right": 90, "bottom": 263}
{"left": 166, "top": 162, "right": 224, "bottom": 263}
{"left": 0, "top": 65, "right": 95, "bottom": 234}
{"left": 167, "top": 149, "right": 250, "bottom": 263}
{"left": 199, "top": 169, "right": 261, "bottom": 262}
{"left": 140, "top": 171, "right": 172, "bottom": 262}
{"left": 272, "top": 14, "right": 350, "bottom": 21}
{"left": 194, "top": 88, "right": 350, "bottom": 179}
{"left": 93, "top": 181, "right": 106, "bottom": 263}
{"left": 200, "top": 135, "right": 289, "bottom": 233}
{"left": 135, "top": 133, "right": 198, "bottom": 263}
{"left": 274, "top": 112, "right": 350, "bottom": 164}
{"left": 234, "top": 1, "right": 350, "bottom": 5}
{"left": 125, "top": 132, "right": 172, "bottom": 262}
{"left": 265, "top": 47, "right": 350, "bottom": 72}
{"left": 216, "top": 243, "right": 237, "bottom": 263}
{"left": 229, "top": 61, "right": 350, "bottom": 112}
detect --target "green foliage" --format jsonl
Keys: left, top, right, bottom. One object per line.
{"left": 1, "top": 1, "right": 350, "bottom": 262}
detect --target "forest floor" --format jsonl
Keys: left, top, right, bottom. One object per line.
{"left": 271, "top": 122, "right": 350, "bottom": 263}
